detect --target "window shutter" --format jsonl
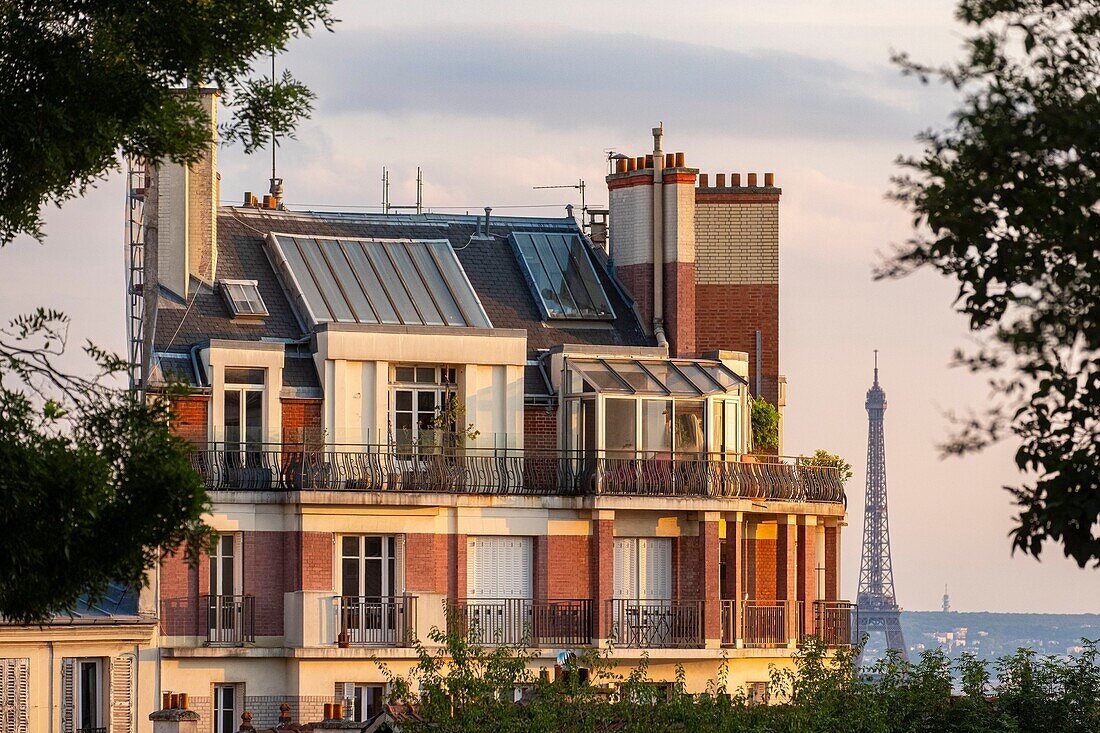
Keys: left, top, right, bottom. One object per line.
{"left": 394, "top": 535, "right": 406, "bottom": 595}
{"left": 0, "top": 658, "right": 30, "bottom": 733}
{"left": 110, "top": 655, "right": 134, "bottom": 733}
{"left": 60, "top": 659, "right": 73, "bottom": 733}
{"left": 641, "top": 538, "right": 672, "bottom": 600}
{"left": 613, "top": 538, "right": 637, "bottom": 600}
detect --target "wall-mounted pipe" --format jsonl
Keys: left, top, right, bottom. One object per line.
{"left": 651, "top": 124, "right": 666, "bottom": 351}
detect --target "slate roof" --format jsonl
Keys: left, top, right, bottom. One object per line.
{"left": 151, "top": 207, "right": 651, "bottom": 396}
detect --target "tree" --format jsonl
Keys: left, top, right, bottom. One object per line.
{"left": 800, "top": 449, "right": 854, "bottom": 482}
{"left": 751, "top": 398, "right": 781, "bottom": 454}
{"left": 882, "top": 0, "right": 1100, "bottom": 565}
{"left": 0, "top": 310, "right": 212, "bottom": 623}
{"left": 0, "top": 0, "right": 335, "bottom": 243}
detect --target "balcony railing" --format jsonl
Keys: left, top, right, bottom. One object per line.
{"left": 191, "top": 443, "right": 844, "bottom": 503}
{"left": 813, "top": 600, "right": 856, "bottom": 648}
{"left": 338, "top": 595, "right": 416, "bottom": 646}
{"left": 447, "top": 598, "right": 591, "bottom": 647}
{"left": 203, "top": 594, "right": 255, "bottom": 646}
{"left": 609, "top": 599, "right": 704, "bottom": 649}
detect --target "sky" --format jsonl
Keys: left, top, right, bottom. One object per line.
{"left": 2, "top": 0, "right": 1097, "bottom": 613}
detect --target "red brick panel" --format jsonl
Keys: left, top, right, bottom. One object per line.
{"left": 546, "top": 535, "right": 590, "bottom": 599}
{"left": 170, "top": 395, "right": 209, "bottom": 446}
{"left": 160, "top": 544, "right": 200, "bottom": 636}
{"left": 406, "top": 533, "right": 448, "bottom": 594}
{"left": 724, "top": 518, "right": 745, "bottom": 640}
{"left": 449, "top": 534, "right": 467, "bottom": 600}
{"left": 617, "top": 262, "right": 654, "bottom": 335}
{"left": 775, "top": 521, "right": 796, "bottom": 601}
{"left": 282, "top": 398, "right": 322, "bottom": 444}
{"left": 699, "top": 520, "right": 721, "bottom": 640}
{"left": 695, "top": 283, "right": 779, "bottom": 402}
{"left": 824, "top": 526, "right": 839, "bottom": 601}
{"left": 523, "top": 407, "right": 557, "bottom": 451}
{"left": 748, "top": 537, "right": 777, "bottom": 600}
{"left": 796, "top": 524, "right": 817, "bottom": 635}
{"left": 287, "top": 532, "right": 332, "bottom": 592}
{"left": 243, "top": 532, "right": 286, "bottom": 636}
{"left": 590, "top": 518, "right": 614, "bottom": 639}
{"left": 664, "top": 261, "right": 696, "bottom": 358}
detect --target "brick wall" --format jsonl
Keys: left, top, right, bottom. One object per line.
{"left": 747, "top": 538, "right": 777, "bottom": 600}
{"left": 796, "top": 524, "right": 817, "bottom": 633}
{"left": 695, "top": 283, "right": 779, "bottom": 402}
{"left": 170, "top": 394, "right": 209, "bottom": 445}
{"left": 590, "top": 518, "right": 614, "bottom": 638}
{"left": 775, "top": 522, "right": 796, "bottom": 601}
{"left": 160, "top": 543, "right": 199, "bottom": 635}
{"left": 523, "top": 406, "right": 557, "bottom": 451}
{"left": 545, "top": 535, "right": 590, "bottom": 599}
{"left": 617, "top": 262, "right": 653, "bottom": 334}
{"left": 664, "top": 261, "right": 696, "bottom": 357}
{"left": 282, "top": 398, "right": 323, "bottom": 444}
{"left": 449, "top": 534, "right": 467, "bottom": 600}
{"left": 283, "top": 532, "right": 332, "bottom": 592}
{"left": 406, "top": 533, "right": 448, "bottom": 594}
{"left": 243, "top": 532, "right": 286, "bottom": 635}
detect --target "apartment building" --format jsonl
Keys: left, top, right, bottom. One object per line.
{"left": 121, "top": 98, "right": 848, "bottom": 731}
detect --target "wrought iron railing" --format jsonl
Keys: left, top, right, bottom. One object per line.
{"left": 191, "top": 443, "right": 844, "bottom": 502}
{"left": 203, "top": 594, "right": 255, "bottom": 645}
{"left": 813, "top": 600, "right": 856, "bottom": 648}
{"left": 447, "top": 598, "right": 591, "bottom": 647}
{"left": 338, "top": 595, "right": 416, "bottom": 646}
{"left": 726, "top": 600, "right": 801, "bottom": 648}
{"left": 609, "top": 599, "right": 704, "bottom": 649}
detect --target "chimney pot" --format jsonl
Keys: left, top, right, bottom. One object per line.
{"left": 716, "top": 173, "right": 726, "bottom": 187}
{"left": 748, "top": 173, "right": 758, "bottom": 187}
{"left": 732, "top": 173, "right": 741, "bottom": 186}
{"left": 616, "top": 159, "right": 627, "bottom": 173}
{"left": 179, "top": 693, "right": 189, "bottom": 710}
{"left": 699, "top": 173, "right": 709, "bottom": 187}
{"left": 324, "top": 704, "right": 333, "bottom": 720}
{"left": 644, "top": 154, "right": 653, "bottom": 168}
{"left": 765, "top": 172, "right": 775, "bottom": 186}
{"left": 333, "top": 703, "right": 344, "bottom": 720}
{"left": 262, "top": 194, "right": 274, "bottom": 209}
{"left": 664, "top": 153, "right": 674, "bottom": 168}
{"left": 169, "top": 693, "right": 179, "bottom": 709}
{"left": 244, "top": 191, "right": 253, "bottom": 206}
{"left": 162, "top": 693, "right": 171, "bottom": 710}
{"left": 626, "top": 158, "right": 636, "bottom": 172}
{"left": 675, "top": 152, "right": 685, "bottom": 167}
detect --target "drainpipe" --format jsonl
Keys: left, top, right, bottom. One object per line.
{"left": 651, "top": 124, "right": 668, "bottom": 351}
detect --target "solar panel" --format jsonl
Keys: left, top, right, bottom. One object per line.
{"left": 510, "top": 232, "right": 615, "bottom": 320}
{"left": 267, "top": 234, "right": 492, "bottom": 329}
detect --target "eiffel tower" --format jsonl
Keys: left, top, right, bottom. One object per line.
{"left": 856, "top": 352, "right": 908, "bottom": 662}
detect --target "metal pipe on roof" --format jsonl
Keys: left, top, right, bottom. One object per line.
{"left": 652, "top": 124, "right": 668, "bottom": 352}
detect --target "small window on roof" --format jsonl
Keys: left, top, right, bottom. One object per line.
{"left": 220, "top": 279, "right": 268, "bottom": 318}
{"left": 510, "top": 232, "right": 615, "bottom": 321}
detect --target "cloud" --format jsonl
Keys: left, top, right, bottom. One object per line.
{"left": 295, "top": 24, "right": 947, "bottom": 141}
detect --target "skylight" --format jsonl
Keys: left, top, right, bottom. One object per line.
{"left": 266, "top": 234, "right": 492, "bottom": 329}
{"left": 565, "top": 358, "right": 746, "bottom": 396}
{"left": 510, "top": 232, "right": 615, "bottom": 321}
{"left": 220, "top": 279, "right": 268, "bottom": 318}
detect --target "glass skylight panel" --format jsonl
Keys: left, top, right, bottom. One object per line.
{"left": 268, "top": 234, "right": 491, "bottom": 329}
{"left": 511, "top": 232, "right": 615, "bottom": 321}
{"left": 570, "top": 360, "right": 631, "bottom": 393}
{"left": 605, "top": 360, "right": 665, "bottom": 393}
{"left": 220, "top": 280, "right": 268, "bottom": 317}
{"left": 634, "top": 361, "right": 700, "bottom": 395}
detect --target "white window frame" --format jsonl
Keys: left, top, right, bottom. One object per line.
{"left": 339, "top": 535, "right": 402, "bottom": 598}
{"left": 209, "top": 532, "right": 243, "bottom": 598}
{"left": 212, "top": 683, "right": 242, "bottom": 733}
{"left": 74, "top": 658, "right": 104, "bottom": 733}
{"left": 219, "top": 279, "right": 268, "bottom": 318}
{"left": 339, "top": 682, "right": 386, "bottom": 723}
{"left": 389, "top": 365, "right": 457, "bottom": 446}
{"left": 222, "top": 372, "right": 266, "bottom": 455}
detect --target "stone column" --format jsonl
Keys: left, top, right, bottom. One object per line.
{"left": 590, "top": 509, "right": 615, "bottom": 644}
{"left": 700, "top": 511, "right": 722, "bottom": 647}
{"left": 797, "top": 518, "right": 818, "bottom": 638}
{"left": 775, "top": 515, "right": 797, "bottom": 646}
{"left": 724, "top": 512, "right": 744, "bottom": 647}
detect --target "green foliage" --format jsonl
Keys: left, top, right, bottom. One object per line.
{"left": 750, "top": 398, "right": 780, "bottom": 454}
{"left": 428, "top": 395, "right": 481, "bottom": 443}
{"left": 880, "top": 1, "right": 1100, "bottom": 565}
{"left": 0, "top": 0, "right": 336, "bottom": 242}
{"left": 800, "top": 449, "right": 854, "bottom": 482}
{"left": 0, "top": 309, "right": 212, "bottom": 623}
{"left": 383, "top": 626, "right": 1100, "bottom": 733}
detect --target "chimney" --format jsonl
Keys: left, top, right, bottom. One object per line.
{"left": 149, "top": 691, "right": 199, "bottom": 733}
{"left": 147, "top": 88, "right": 220, "bottom": 301}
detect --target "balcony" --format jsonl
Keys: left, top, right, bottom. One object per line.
{"left": 447, "top": 598, "right": 591, "bottom": 647}
{"left": 720, "top": 599, "right": 855, "bottom": 648}
{"left": 609, "top": 599, "right": 704, "bottom": 649}
{"left": 337, "top": 595, "right": 416, "bottom": 646}
{"left": 203, "top": 594, "right": 255, "bottom": 646}
{"left": 191, "top": 443, "right": 844, "bottom": 503}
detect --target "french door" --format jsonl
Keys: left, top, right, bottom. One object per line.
{"left": 340, "top": 536, "right": 405, "bottom": 643}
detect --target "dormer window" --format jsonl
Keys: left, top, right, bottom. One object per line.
{"left": 220, "top": 279, "right": 268, "bottom": 319}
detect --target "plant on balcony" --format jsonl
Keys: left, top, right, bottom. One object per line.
{"left": 798, "top": 450, "right": 854, "bottom": 482}
{"left": 426, "top": 395, "right": 480, "bottom": 448}
{"left": 750, "top": 398, "right": 780, "bottom": 454}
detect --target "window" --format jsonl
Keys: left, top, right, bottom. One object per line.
{"left": 219, "top": 279, "right": 268, "bottom": 318}
{"left": 213, "top": 684, "right": 240, "bottom": 733}
{"left": 510, "top": 232, "right": 615, "bottom": 320}
{"left": 0, "top": 658, "right": 29, "bottom": 733}
{"left": 223, "top": 368, "right": 264, "bottom": 459}
{"left": 613, "top": 538, "right": 672, "bottom": 601}
{"left": 746, "top": 681, "right": 770, "bottom": 705}
{"left": 466, "top": 537, "right": 532, "bottom": 599}
{"left": 340, "top": 536, "right": 400, "bottom": 599}
{"left": 75, "top": 659, "right": 103, "bottom": 733}
{"left": 208, "top": 534, "right": 242, "bottom": 643}
{"left": 390, "top": 365, "right": 457, "bottom": 447}
{"left": 338, "top": 683, "right": 385, "bottom": 723}
{"left": 267, "top": 234, "right": 491, "bottom": 328}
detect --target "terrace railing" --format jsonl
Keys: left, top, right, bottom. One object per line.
{"left": 813, "top": 600, "right": 857, "bottom": 648}
{"left": 447, "top": 598, "right": 591, "bottom": 647}
{"left": 203, "top": 594, "right": 255, "bottom": 646}
{"left": 338, "top": 595, "right": 416, "bottom": 646}
{"left": 191, "top": 443, "right": 844, "bottom": 503}
{"left": 609, "top": 599, "right": 704, "bottom": 649}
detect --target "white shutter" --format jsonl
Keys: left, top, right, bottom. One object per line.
{"left": 109, "top": 655, "right": 134, "bottom": 733}
{"left": 0, "top": 658, "right": 30, "bottom": 733}
{"left": 613, "top": 538, "right": 638, "bottom": 600}
{"left": 640, "top": 538, "right": 672, "bottom": 600}
{"left": 467, "top": 537, "right": 531, "bottom": 599}
{"left": 60, "top": 659, "right": 74, "bottom": 733}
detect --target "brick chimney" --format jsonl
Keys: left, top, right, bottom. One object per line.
{"left": 145, "top": 88, "right": 220, "bottom": 301}
{"left": 606, "top": 128, "right": 698, "bottom": 357}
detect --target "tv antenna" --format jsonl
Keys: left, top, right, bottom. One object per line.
{"left": 269, "top": 50, "right": 283, "bottom": 207}
{"left": 382, "top": 167, "right": 424, "bottom": 215}
{"left": 533, "top": 179, "right": 586, "bottom": 223}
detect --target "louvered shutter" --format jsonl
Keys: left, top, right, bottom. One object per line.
{"left": 0, "top": 658, "right": 30, "bottom": 733}
{"left": 613, "top": 538, "right": 637, "bottom": 600}
{"left": 60, "top": 659, "right": 74, "bottom": 733}
{"left": 109, "top": 655, "right": 134, "bottom": 733}
{"left": 467, "top": 537, "right": 532, "bottom": 599}
{"left": 394, "top": 535, "right": 406, "bottom": 595}
{"left": 641, "top": 538, "right": 672, "bottom": 600}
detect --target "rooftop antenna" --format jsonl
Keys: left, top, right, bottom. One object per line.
{"left": 382, "top": 167, "right": 426, "bottom": 214}
{"left": 533, "top": 180, "right": 586, "bottom": 228}
{"left": 268, "top": 50, "right": 284, "bottom": 208}
{"left": 382, "top": 167, "right": 390, "bottom": 214}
